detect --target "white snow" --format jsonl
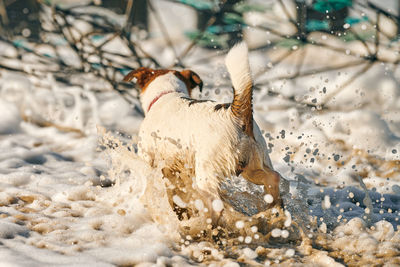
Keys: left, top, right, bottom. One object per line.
{"left": 0, "top": 99, "right": 21, "bottom": 134}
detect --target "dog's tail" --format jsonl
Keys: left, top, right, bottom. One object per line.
{"left": 225, "top": 42, "right": 254, "bottom": 138}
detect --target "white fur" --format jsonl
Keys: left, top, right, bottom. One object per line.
{"left": 225, "top": 42, "right": 252, "bottom": 95}
{"left": 137, "top": 43, "right": 273, "bottom": 198}
{"left": 140, "top": 72, "right": 189, "bottom": 116}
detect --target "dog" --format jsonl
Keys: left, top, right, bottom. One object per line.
{"left": 124, "top": 42, "right": 281, "bottom": 210}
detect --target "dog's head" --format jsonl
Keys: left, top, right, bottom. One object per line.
{"left": 123, "top": 67, "right": 203, "bottom": 97}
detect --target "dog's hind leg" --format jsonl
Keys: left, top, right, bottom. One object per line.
{"left": 241, "top": 162, "right": 281, "bottom": 207}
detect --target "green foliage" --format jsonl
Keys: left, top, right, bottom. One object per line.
{"left": 233, "top": 2, "right": 270, "bottom": 13}
{"left": 222, "top": 12, "right": 245, "bottom": 25}
{"left": 185, "top": 30, "right": 229, "bottom": 48}
{"left": 91, "top": 63, "right": 102, "bottom": 69}
{"left": 186, "top": 12, "right": 242, "bottom": 48}
{"left": 207, "top": 24, "right": 242, "bottom": 34}
{"left": 340, "top": 30, "right": 375, "bottom": 42}
{"left": 91, "top": 35, "right": 105, "bottom": 41}
{"left": 345, "top": 16, "right": 368, "bottom": 26}
{"left": 306, "top": 20, "right": 330, "bottom": 31}
{"left": 12, "top": 40, "right": 33, "bottom": 52}
{"left": 180, "top": 1, "right": 247, "bottom": 49}
{"left": 178, "top": 0, "right": 216, "bottom": 10}
{"left": 313, "top": 0, "right": 352, "bottom": 13}
{"left": 121, "top": 69, "right": 132, "bottom": 75}
{"left": 276, "top": 38, "right": 303, "bottom": 49}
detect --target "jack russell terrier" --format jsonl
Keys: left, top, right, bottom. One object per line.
{"left": 124, "top": 42, "right": 281, "bottom": 209}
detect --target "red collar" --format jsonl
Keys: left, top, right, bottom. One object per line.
{"left": 147, "top": 90, "right": 174, "bottom": 113}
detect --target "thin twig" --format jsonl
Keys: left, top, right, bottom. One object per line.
{"left": 348, "top": 27, "right": 373, "bottom": 56}
{"left": 21, "top": 113, "right": 85, "bottom": 136}
{"left": 293, "top": 45, "right": 307, "bottom": 80}
{"left": 374, "top": 11, "right": 380, "bottom": 57}
{"left": 124, "top": 0, "right": 134, "bottom": 32}
{"left": 178, "top": 16, "right": 217, "bottom": 63}
{"left": 350, "top": 4, "right": 393, "bottom": 41}
{"left": 256, "top": 60, "right": 365, "bottom": 84}
{"left": 123, "top": 35, "right": 162, "bottom": 67}
{"left": 0, "top": 0, "right": 9, "bottom": 25}
{"left": 148, "top": 0, "right": 183, "bottom": 67}
{"left": 322, "top": 62, "right": 374, "bottom": 106}
{"left": 253, "top": 48, "right": 296, "bottom": 79}
{"left": 277, "top": 0, "right": 296, "bottom": 25}
{"left": 53, "top": 9, "right": 84, "bottom": 70}
{"left": 254, "top": 21, "right": 398, "bottom": 65}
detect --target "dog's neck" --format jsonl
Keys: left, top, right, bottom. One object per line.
{"left": 146, "top": 90, "right": 174, "bottom": 113}
{"left": 140, "top": 72, "right": 189, "bottom": 115}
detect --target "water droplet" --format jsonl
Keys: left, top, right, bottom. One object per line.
{"left": 264, "top": 194, "right": 274, "bottom": 204}
{"left": 244, "top": 236, "right": 252, "bottom": 244}
{"left": 235, "top": 220, "right": 245, "bottom": 229}
{"left": 271, "top": 228, "right": 281, "bottom": 237}
{"left": 212, "top": 199, "right": 224, "bottom": 212}
{"left": 194, "top": 199, "right": 204, "bottom": 211}
{"left": 285, "top": 248, "right": 295, "bottom": 257}
{"left": 322, "top": 195, "right": 331, "bottom": 209}
{"left": 281, "top": 230, "right": 289, "bottom": 238}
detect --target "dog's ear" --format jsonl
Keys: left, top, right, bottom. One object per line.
{"left": 179, "top": 70, "right": 203, "bottom": 93}
{"left": 123, "top": 67, "right": 154, "bottom": 88}
{"left": 124, "top": 67, "right": 171, "bottom": 92}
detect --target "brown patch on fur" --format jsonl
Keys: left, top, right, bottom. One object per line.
{"left": 123, "top": 67, "right": 203, "bottom": 96}
{"left": 123, "top": 67, "right": 170, "bottom": 93}
{"left": 231, "top": 83, "right": 254, "bottom": 139}
{"left": 177, "top": 70, "right": 203, "bottom": 95}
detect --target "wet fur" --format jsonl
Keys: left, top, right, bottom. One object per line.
{"left": 124, "top": 42, "right": 281, "bottom": 210}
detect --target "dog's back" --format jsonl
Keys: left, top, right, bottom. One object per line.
{"left": 136, "top": 43, "right": 276, "bottom": 198}
{"left": 138, "top": 88, "right": 241, "bottom": 195}
{"left": 128, "top": 42, "right": 280, "bottom": 205}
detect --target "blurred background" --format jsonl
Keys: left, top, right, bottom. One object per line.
{"left": 1, "top": 0, "right": 399, "bottom": 115}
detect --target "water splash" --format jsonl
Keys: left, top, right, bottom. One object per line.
{"left": 99, "top": 127, "right": 400, "bottom": 264}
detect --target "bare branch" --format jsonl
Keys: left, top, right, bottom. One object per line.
{"left": 322, "top": 62, "right": 374, "bottom": 106}
{"left": 148, "top": 0, "right": 183, "bottom": 67}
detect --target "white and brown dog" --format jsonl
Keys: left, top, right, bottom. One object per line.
{"left": 124, "top": 42, "right": 281, "bottom": 208}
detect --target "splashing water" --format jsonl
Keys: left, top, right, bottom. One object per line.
{"left": 99, "top": 126, "right": 400, "bottom": 265}
{"left": 99, "top": 127, "right": 302, "bottom": 244}
{"left": 99, "top": 120, "right": 400, "bottom": 264}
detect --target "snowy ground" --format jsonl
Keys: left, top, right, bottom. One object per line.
{"left": 1, "top": 2, "right": 400, "bottom": 266}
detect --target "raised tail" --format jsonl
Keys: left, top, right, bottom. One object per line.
{"left": 225, "top": 42, "right": 254, "bottom": 138}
